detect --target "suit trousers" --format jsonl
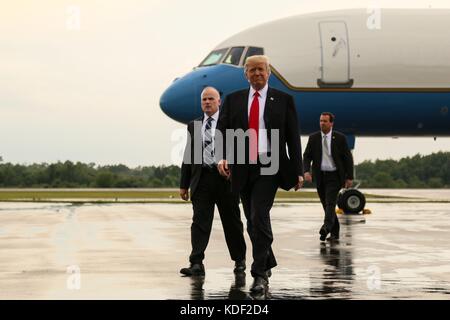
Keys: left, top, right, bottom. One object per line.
{"left": 189, "top": 167, "right": 246, "bottom": 264}
{"left": 240, "top": 163, "right": 279, "bottom": 279}
{"left": 317, "top": 171, "right": 341, "bottom": 236}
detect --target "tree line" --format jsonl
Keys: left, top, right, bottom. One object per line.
{"left": 0, "top": 161, "right": 180, "bottom": 188}
{"left": 0, "top": 152, "right": 449, "bottom": 188}
{"left": 356, "top": 152, "right": 450, "bottom": 188}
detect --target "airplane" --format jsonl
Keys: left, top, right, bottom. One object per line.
{"left": 159, "top": 8, "right": 450, "bottom": 213}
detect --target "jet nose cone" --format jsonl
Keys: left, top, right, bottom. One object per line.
{"left": 159, "top": 78, "right": 200, "bottom": 124}
{"left": 159, "top": 86, "right": 174, "bottom": 119}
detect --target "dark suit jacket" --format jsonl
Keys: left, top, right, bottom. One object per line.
{"left": 303, "top": 130, "right": 354, "bottom": 187}
{"left": 180, "top": 116, "right": 204, "bottom": 196}
{"left": 218, "top": 87, "right": 303, "bottom": 191}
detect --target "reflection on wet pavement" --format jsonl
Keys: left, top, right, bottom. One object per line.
{"left": 0, "top": 201, "right": 450, "bottom": 299}
{"left": 227, "top": 272, "right": 248, "bottom": 300}
{"left": 187, "top": 272, "right": 251, "bottom": 300}
{"left": 188, "top": 276, "right": 205, "bottom": 300}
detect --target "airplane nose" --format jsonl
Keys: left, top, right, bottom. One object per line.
{"left": 159, "top": 77, "right": 201, "bottom": 124}
{"left": 159, "top": 86, "right": 175, "bottom": 118}
{"left": 160, "top": 64, "right": 249, "bottom": 124}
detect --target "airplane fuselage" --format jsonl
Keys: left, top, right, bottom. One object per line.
{"left": 160, "top": 9, "right": 450, "bottom": 137}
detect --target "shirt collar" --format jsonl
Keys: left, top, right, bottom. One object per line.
{"left": 321, "top": 129, "right": 332, "bottom": 138}
{"left": 204, "top": 110, "right": 219, "bottom": 123}
{"left": 249, "top": 83, "right": 269, "bottom": 100}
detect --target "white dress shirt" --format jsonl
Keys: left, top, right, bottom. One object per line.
{"left": 321, "top": 129, "right": 337, "bottom": 171}
{"left": 248, "top": 83, "right": 269, "bottom": 153}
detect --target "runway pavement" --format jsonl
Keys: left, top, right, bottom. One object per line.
{"left": 0, "top": 201, "right": 449, "bottom": 299}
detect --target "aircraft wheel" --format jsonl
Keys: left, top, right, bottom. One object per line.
{"left": 337, "top": 189, "right": 366, "bottom": 214}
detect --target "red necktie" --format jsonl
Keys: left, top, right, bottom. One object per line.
{"left": 249, "top": 91, "right": 259, "bottom": 163}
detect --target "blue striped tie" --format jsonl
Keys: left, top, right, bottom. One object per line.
{"left": 203, "top": 117, "right": 215, "bottom": 167}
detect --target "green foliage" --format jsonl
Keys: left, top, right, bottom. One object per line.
{"left": 356, "top": 152, "right": 450, "bottom": 188}
{"left": 95, "top": 171, "right": 115, "bottom": 188}
{"left": 0, "top": 152, "right": 448, "bottom": 188}
{"left": 0, "top": 161, "right": 180, "bottom": 188}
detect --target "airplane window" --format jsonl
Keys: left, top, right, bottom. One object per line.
{"left": 223, "top": 47, "right": 245, "bottom": 66}
{"left": 199, "top": 48, "right": 229, "bottom": 67}
{"left": 244, "top": 47, "right": 264, "bottom": 61}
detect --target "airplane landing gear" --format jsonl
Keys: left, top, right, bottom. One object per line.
{"left": 337, "top": 134, "right": 367, "bottom": 214}
{"left": 337, "top": 188, "right": 366, "bottom": 214}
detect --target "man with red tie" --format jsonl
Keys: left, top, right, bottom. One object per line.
{"left": 217, "top": 55, "right": 304, "bottom": 294}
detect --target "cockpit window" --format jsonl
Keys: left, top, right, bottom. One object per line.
{"left": 223, "top": 47, "right": 245, "bottom": 66}
{"left": 199, "top": 48, "right": 228, "bottom": 67}
{"left": 244, "top": 47, "right": 264, "bottom": 62}
{"left": 198, "top": 46, "right": 265, "bottom": 67}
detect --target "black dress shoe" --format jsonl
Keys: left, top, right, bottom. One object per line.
{"left": 319, "top": 225, "right": 329, "bottom": 241}
{"left": 250, "top": 276, "right": 268, "bottom": 293}
{"left": 233, "top": 259, "right": 246, "bottom": 273}
{"left": 326, "top": 235, "right": 340, "bottom": 242}
{"left": 233, "top": 272, "right": 246, "bottom": 289}
{"left": 180, "top": 263, "right": 205, "bottom": 276}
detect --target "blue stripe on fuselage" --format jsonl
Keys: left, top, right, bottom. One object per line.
{"left": 162, "top": 64, "right": 450, "bottom": 136}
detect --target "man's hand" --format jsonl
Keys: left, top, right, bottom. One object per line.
{"left": 180, "top": 188, "right": 189, "bottom": 201}
{"left": 217, "top": 159, "right": 231, "bottom": 180}
{"left": 345, "top": 179, "right": 353, "bottom": 189}
{"left": 294, "top": 176, "right": 304, "bottom": 191}
{"left": 304, "top": 172, "right": 312, "bottom": 183}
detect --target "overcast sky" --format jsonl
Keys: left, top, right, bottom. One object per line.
{"left": 1, "top": 0, "right": 450, "bottom": 167}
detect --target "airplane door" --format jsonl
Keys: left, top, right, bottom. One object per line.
{"left": 318, "top": 21, "right": 353, "bottom": 88}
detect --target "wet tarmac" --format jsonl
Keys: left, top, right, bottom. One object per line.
{"left": 0, "top": 199, "right": 450, "bottom": 299}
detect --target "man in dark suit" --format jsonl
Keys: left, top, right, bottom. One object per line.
{"left": 179, "top": 86, "right": 246, "bottom": 276}
{"left": 303, "top": 112, "right": 354, "bottom": 242}
{"left": 217, "top": 55, "right": 304, "bottom": 293}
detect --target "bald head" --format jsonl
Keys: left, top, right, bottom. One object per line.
{"left": 201, "top": 86, "right": 221, "bottom": 116}
{"left": 201, "top": 86, "right": 220, "bottom": 99}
